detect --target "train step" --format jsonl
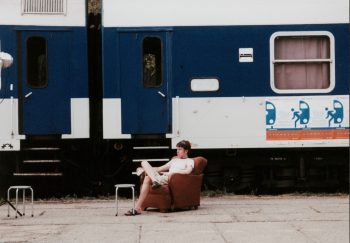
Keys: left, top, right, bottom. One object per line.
{"left": 131, "top": 138, "right": 171, "bottom": 174}
{"left": 23, "top": 147, "right": 60, "bottom": 151}
{"left": 15, "top": 138, "right": 64, "bottom": 178}
{"left": 133, "top": 146, "right": 169, "bottom": 150}
{"left": 13, "top": 172, "right": 63, "bottom": 177}
{"left": 23, "top": 159, "right": 61, "bottom": 163}
{"left": 132, "top": 145, "right": 171, "bottom": 163}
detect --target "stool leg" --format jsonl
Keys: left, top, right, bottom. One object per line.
{"left": 115, "top": 187, "right": 119, "bottom": 216}
{"left": 131, "top": 187, "right": 135, "bottom": 215}
{"left": 22, "top": 189, "right": 26, "bottom": 216}
{"left": 7, "top": 188, "right": 10, "bottom": 217}
{"left": 15, "top": 188, "right": 19, "bottom": 218}
{"left": 30, "top": 188, "right": 34, "bottom": 217}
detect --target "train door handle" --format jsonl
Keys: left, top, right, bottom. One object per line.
{"left": 157, "top": 91, "right": 166, "bottom": 98}
{"left": 25, "top": 92, "right": 33, "bottom": 98}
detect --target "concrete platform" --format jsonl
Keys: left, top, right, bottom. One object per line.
{"left": 0, "top": 194, "right": 348, "bottom": 243}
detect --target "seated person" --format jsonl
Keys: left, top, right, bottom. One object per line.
{"left": 125, "top": 140, "right": 194, "bottom": 216}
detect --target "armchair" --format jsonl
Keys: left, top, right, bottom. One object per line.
{"left": 140, "top": 156, "right": 207, "bottom": 212}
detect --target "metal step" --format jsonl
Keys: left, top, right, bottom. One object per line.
{"left": 24, "top": 147, "right": 60, "bottom": 151}
{"left": 23, "top": 159, "right": 61, "bottom": 163}
{"left": 133, "top": 146, "right": 170, "bottom": 150}
{"left": 13, "top": 172, "right": 63, "bottom": 177}
{"left": 132, "top": 158, "right": 169, "bottom": 163}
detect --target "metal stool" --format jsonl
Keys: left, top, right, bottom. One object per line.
{"left": 7, "top": 185, "right": 34, "bottom": 218}
{"left": 115, "top": 184, "right": 135, "bottom": 216}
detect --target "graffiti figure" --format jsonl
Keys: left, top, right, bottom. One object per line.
{"left": 325, "top": 100, "right": 343, "bottom": 127}
{"left": 291, "top": 101, "right": 310, "bottom": 128}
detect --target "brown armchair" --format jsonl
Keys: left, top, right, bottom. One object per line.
{"left": 140, "top": 156, "right": 207, "bottom": 212}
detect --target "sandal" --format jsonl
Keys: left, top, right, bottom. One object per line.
{"left": 124, "top": 209, "right": 141, "bottom": 216}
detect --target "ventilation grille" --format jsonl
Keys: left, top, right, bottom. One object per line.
{"left": 22, "top": 0, "right": 66, "bottom": 14}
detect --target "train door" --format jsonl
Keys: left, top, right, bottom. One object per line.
{"left": 119, "top": 31, "right": 172, "bottom": 134}
{"left": 20, "top": 31, "right": 71, "bottom": 135}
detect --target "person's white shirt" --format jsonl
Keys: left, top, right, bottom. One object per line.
{"left": 169, "top": 158, "right": 194, "bottom": 173}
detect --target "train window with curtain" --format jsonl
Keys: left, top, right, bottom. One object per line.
{"left": 270, "top": 32, "right": 335, "bottom": 93}
{"left": 27, "top": 36, "right": 48, "bottom": 88}
{"left": 142, "top": 37, "right": 162, "bottom": 87}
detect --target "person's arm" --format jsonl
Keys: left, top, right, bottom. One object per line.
{"left": 156, "top": 161, "right": 172, "bottom": 173}
{"left": 169, "top": 164, "right": 193, "bottom": 175}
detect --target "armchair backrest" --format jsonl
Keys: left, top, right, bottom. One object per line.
{"left": 191, "top": 156, "right": 207, "bottom": 175}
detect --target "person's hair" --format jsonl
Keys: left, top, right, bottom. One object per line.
{"left": 176, "top": 140, "right": 191, "bottom": 151}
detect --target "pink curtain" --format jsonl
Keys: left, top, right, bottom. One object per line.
{"left": 274, "top": 36, "right": 330, "bottom": 89}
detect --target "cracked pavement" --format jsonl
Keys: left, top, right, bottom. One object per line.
{"left": 0, "top": 194, "right": 348, "bottom": 243}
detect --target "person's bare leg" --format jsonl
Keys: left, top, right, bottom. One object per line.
{"left": 135, "top": 176, "right": 151, "bottom": 212}
{"left": 141, "top": 160, "right": 157, "bottom": 182}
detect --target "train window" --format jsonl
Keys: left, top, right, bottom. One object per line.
{"left": 142, "top": 37, "right": 162, "bottom": 87}
{"left": 270, "top": 32, "right": 335, "bottom": 93}
{"left": 191, "top": 78, "right": 219, "bottom": 92}
{"left": 27, "top": 37, "right": 48, "bottom": 88}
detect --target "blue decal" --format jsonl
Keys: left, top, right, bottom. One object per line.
{"left": 265, "top": 101, "right": 276, "bottom": 128}
{"left": 325, "top": 100, "right": 344, "bottom": 127}
{"left": 291, "top": 101, "right": 310, "bottom": 128}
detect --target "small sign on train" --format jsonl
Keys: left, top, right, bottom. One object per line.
{"left": 239, "top": 48, "right": 253, "bottom": 62}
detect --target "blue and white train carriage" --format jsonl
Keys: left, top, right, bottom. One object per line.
{"left": 102, "top": 0, "right": 349, "bottom": 149}
{"left": 0, "top": 0, "right": 89, "bottom": 152}
{"left": 0, "top": 0, "right": 90, "bottom": 187}
{"left": 0, "top": 0, "right": 348, "bottom": 193}
{"left": 102, "top": 0, "right": 349, "bottom": 190}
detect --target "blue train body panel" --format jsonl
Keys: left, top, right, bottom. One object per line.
{"left": 0, "top": 26, "right": 88, "bottom": 135}
{"left": 103, "top": 24, "right": 349, "bottom": 99}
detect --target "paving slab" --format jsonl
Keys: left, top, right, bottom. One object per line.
{"left": 0, "top": 194, "right": 348, "bottom": 243}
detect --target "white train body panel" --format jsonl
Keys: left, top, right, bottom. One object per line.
{"left": 62, "top": 98, "right": 90, "bottom": 139}
{"left": 0, "top": 99, "right": 21, "bottom": 150}
{"left": 103, "top": 98, "right": 131, "bottom": 139}
{"left": 0, "top": 0, "right": 86, "bottom": 26}
{"left": 103, "top": 0, "right": 348, "bottom": 27}
{"left": 170, "top": 96, "right": 349, "bottom": 149}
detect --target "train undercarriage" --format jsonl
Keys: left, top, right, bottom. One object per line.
{"left": 0, "top": 136, "right": 348, "bottom": 198}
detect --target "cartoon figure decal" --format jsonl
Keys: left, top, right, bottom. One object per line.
{"left": 265, "top": 101, "right": 276, "bottom": 128}
{"left": 265, "top": 97, "right": 349, "bottom": 141}
{"left": 325, "top": 100, "right": 344, "bottom": 127}
{"left": 291, "top": 101, "right": 310, "bottom": 128}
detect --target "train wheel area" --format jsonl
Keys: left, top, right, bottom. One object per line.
{"left": 1, "top": 140, "right": 348, "bottom": 200}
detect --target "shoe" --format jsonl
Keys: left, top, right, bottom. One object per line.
{"left": 151, "top": 181, "right": 161, "bottom": 189}
{"left": 124, "top": 209, "right": 141, "bottom": 216}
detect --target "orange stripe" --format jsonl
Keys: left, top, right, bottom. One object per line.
{"left": 266, "top": 129, "right": 350, "bottom": 140}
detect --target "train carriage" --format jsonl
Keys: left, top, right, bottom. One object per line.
{"left": 101, "top": 0, "right": 349, "bottom": 191}
{"left": 0, "top": 0, "right": 89, "bottom": 184}
{"left": 0, "top": 0, "right": 348, "bottom": 195}
{"left": 102, "top": 0, "right": 349, "bottom": 149}
{"left": 0, "top": 0, "right": 89, "bottom": 147}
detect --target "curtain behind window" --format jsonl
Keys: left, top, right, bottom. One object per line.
{"left": 274, "top": 36, "right": 330, "bottom": 89}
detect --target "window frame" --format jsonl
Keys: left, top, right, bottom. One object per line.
{"left": 270, "top": 31, "right": 335, "bottom": 94}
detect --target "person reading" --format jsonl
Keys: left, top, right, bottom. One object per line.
{"left": 125, "top": 140, "right": 194, "bottom": 216}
